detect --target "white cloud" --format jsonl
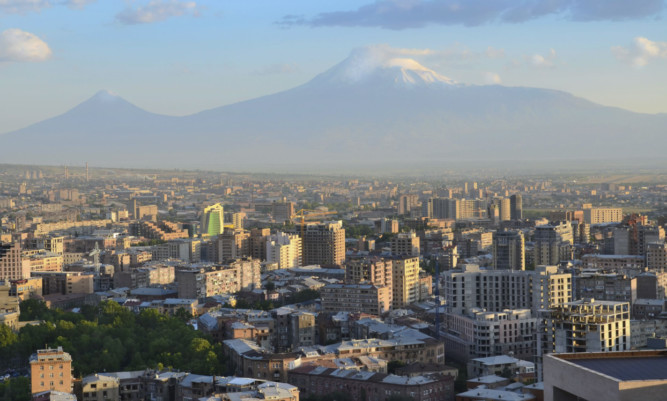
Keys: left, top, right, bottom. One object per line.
{"left": 612, "top": 36, "right": 667, "bottom": 67}
{"left": 0, "top": 0, "right": 95, "bottom": 13}
{"left": 484, "top": 72, "right": 502, "bottom": 84}
{"left": 116, "top": 0, "right": 199, "bottom": 25}
{"left": 0, "top": 28, "right": 52, "bottom": 63}
{"left": 531, "top": 48, "right": 557, "bottom": 68}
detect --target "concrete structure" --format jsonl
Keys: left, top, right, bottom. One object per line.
{"left": 492, "top": 230, "right": 525, "bottom": 270}
{"left": 0, "top": 281, "right": 20, "bottom": 330}
{"left": 266, "top": 232, "right": 302, "bottom": 269}
{"left": 636, "top": 271, "right": 667, "bottom": 299}
{"left": 177, "top": 259, "right": 260, "bottom": 299}
{"left": 8, "top": 277, "right": 42, "bottom": 300}
{"left": 444, "top": 309, "right": 537, "bottom": 363}
{"left": 444, "top": 265, "right": 571, "bottom": 315}
{"left": 540, "top": 299, "right": 630, "bottom": 355}
{"left": 80, "top": 374, "right": 120, "bottom": 401}
{"left": 345, "top": 258, "right": 392, "bottom": 288}
{"left": 216, "top": 229, "right": 251, "bottom": 262}
{"left": 321, "top": 284, "right": 392, "bottom": 315}
{"left": 573, "top": 273, "right": 637, "bottom": 303}
{"left": 467, "top": 355, "right": 535, "bottom": 379}
{"left": 30, "top": 347, "right": 73, "bottom": 395}
{"left": 391, "top": 256, "right": 421, "bottom": 309}
{"left": 581, "top": 254, "right": 644, "bottom": 273}
{"left": 510, "top": 194, "right": 522, "bottom": 220}
{"left": 646, "top": 242, "right": 667, "bottom": 270}
{"left": 152, "top": 238, "right": 201, "bottom": 263}
{"left": 583, "top": 207, "right": 623, "bottom": 224}
{"left": 272, "top": 201, "right": 295, "bottom": 223}
{"left": 0, "top": 241, "right": 28, "bottom": 281}
{"left": 302, "top": 221, "right": 345, "bottom": 267}
{"left": 288, "top": 365, "right": 455, "bottom": 401}
{"left": 32, "top": 271, "right": 94, "bottom": 295}
{"left": 533, "top": 222, "right": 573, "bottom": 266}
{"left": 544, "top": 350, "right": 667, "bottom": 401}
{"left": 399, "top": 194, "right": 420, "bottom": 215}
{"left": 390, "top": 232, "right": 420, "bottom": 257}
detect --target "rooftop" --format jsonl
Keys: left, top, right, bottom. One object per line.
{"left": 565, "top": 354, "right": 667, "bottom": 381}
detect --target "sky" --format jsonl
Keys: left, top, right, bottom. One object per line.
{"left": 1, "top": 0, "right": 666, "bottom": 133}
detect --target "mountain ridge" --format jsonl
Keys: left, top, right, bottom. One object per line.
{"left": 1, "top": 50, "right": 666, "bottom": 168}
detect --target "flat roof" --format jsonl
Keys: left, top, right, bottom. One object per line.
{"left": 568, "top": 356, "right": 667, "bottom": 381}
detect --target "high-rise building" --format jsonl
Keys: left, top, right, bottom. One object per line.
{"left": 250, "top": 228, "right": 271, "bottom": 261}
{"left": 272, "top": 201, "right": 294, "bottom": 223}
{"left": 30, "top": 347, "right": 73, "bottom": 395}
{"left": 540, "top": 299, "right": 630, "bottom": 355}
{"left": 399, "top": 194, "right": 420, "bottom": 215}
{"left": 613, "top": 225, "right": 664, "bottom": 256}
{"left": 302, "top": 221, "right": 345, "bottom": 266}
{"left": 391, "top": 256, "right": 420, "bottom": 309}
{"left": 426, "top": 198, "right": 459, "bottom": 220}
{"left": 492, "top": 230, "right": 525, "bottom": 270}
{"left": 201, "top": 203, "right": 225, "bottom": 238}
{"left": 510, "top": 194, "right": 523, "bottom": 220}
{"left": 390, "top": 232, "right": 420, "bottom": 257}
{"left": 647, "top": 242, "right": 667, "bottom": 270}
{"left": 534, "top": 222, "right": 573, "bottom": 266}
{"left": 266, "top": 232, "right": 302, "bottom": 269}
{"left": 0, "top": 242, "right": 29, "bottom": 281}
{"left": 499, "top": 198, "right": 511, "bottom": 221}
{"left": 232, "top": 212, "right": 246, "bottom": 230}
{"left": 444, "top": 264, "right": 571, "bottom": 315}
{"left": 215, "top": 229, "right": 250, "bottom": 262}
{"left": 345, "top": 257, "right": 392, "bottom": 288}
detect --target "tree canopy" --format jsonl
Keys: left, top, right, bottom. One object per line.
{"left": 1, "top": 300, "right": 228, "bottom": 377}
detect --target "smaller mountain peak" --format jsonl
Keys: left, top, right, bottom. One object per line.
{"left": 91, "top": 89, "right": 121, "bottom": 102}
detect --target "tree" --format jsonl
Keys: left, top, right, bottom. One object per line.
{"left": 388, "top": 360, "right": 406, "bottom": 374}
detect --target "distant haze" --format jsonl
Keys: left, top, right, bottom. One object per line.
{"left": 2, "top": 49, "right": 666, "bottom": 172}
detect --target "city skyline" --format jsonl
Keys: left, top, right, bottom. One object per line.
{"left": 1, "top": 0, "right": 666, "bottom": 133}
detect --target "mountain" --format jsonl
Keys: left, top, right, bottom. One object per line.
{"left": 2, "top": 51, "right": 666, "bottom": 169}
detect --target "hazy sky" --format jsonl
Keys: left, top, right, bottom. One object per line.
{"left": 1, "top": 0, "right": 666, "bottom": 133}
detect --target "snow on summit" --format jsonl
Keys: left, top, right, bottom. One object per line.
{"left": 309, "top": 45, "right": 456, "bottom": 87}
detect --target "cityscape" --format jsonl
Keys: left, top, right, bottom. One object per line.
{"left": 2, "top": 1, "right": 667, "bottom": 401}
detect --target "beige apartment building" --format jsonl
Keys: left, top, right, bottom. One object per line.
{"left": 31, "top": 271, "right": 94, "bottom": 295}
{"left": 0, "top": 242, "right": 29, "bottom": 281}
{"left": 321, "top": 283, "right": 392, "bottom": 315}
{"left": 391, "top": 256, "right": 420, "bottom": 309}
{"left": 583, "top": 207, "right": 623, "bottom": 224}
{"left": 80, "top": 374, "right": 120, "bottom": 401}
{"left": 266, "top": 232, "right": 302, "bottom": 269}
{"left": 345, "top": 258, "right": 392, "bottom": 288}
{"left": 215, "top": 229, "right": 251, "bottom": 262}
{"left": 23, "top": 250, "right": 64, "bottom": 273}
{"left": 30, "top": 347, "right": 73, "bottom": 395}
{"left": 390, "top": 232, "right": 420, "bottom": 257}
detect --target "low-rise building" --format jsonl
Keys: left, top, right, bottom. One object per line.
{"left": 289, "top": 365, "right": 454, "bottom": 401}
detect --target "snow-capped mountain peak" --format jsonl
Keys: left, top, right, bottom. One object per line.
{"left": 308, "top": 46, "right": 456, "bottom": 87}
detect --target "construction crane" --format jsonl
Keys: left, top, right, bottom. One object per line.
{"left": 293, "top": 209, "right": 337, "bottom": 238}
